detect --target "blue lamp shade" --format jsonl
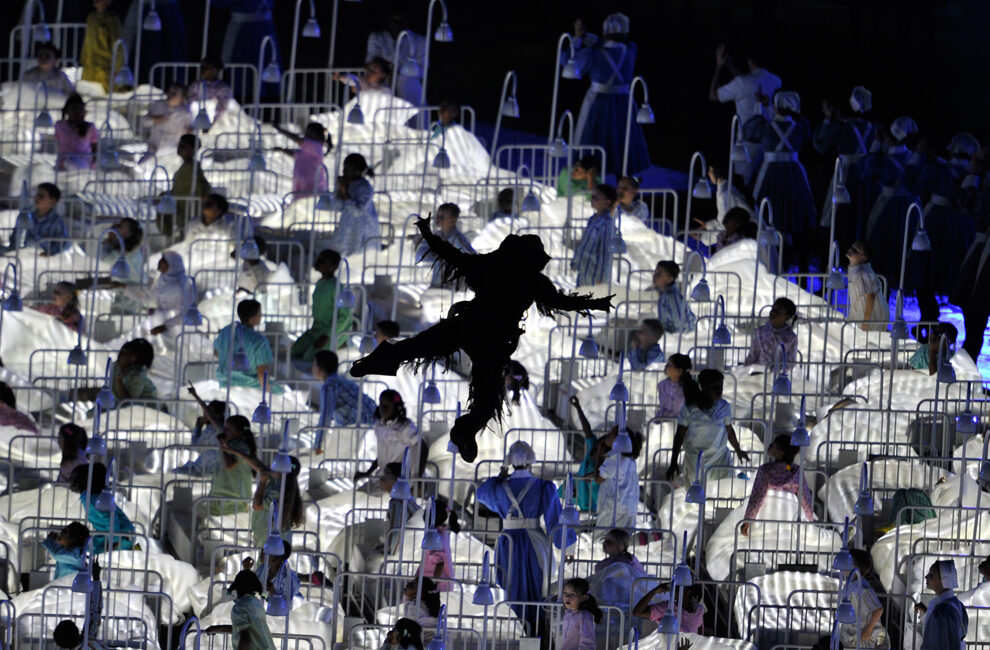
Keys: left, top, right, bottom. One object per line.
{"left": 548, "top": 138, "right": 568, "bottom": 158}
{"left": 143, "top": 9, "right": 162, "bottom": 31}
{"left": 347, "top": 103, "right": 365, "bottom": 125}
{"left": 359, "top": 333, "right": 376, "bottom": 354}
{"left": 561, "top": 58, "right": 581, "bottom": 80}
{"left": 33, "top": 23, "right": 52, "bottom": 42}
{"left": 316, "top": 192, "right": 336, "bottom": 211}
{"left": 656, "top": 612, "right": 679, "bottom": 635}
{"left": 501, "top": 96, "right": 520, "bottom": 119}
{"left": 390, "top": 476, "right": 413, "bottom": 500}
{"left": 433, "top": 148, "right": 451, "bottom": 169}
{"left": 835, "top": 598, "right": 857, "bottom": 624}
{"left": 610, "top": 233, "right": 627, "bottom": 254}
{"left": 271, "top": 452, "right": 293, "bottom": 474}
{"left": 938, "top": 360, "right": 956, "bottom": 384}
{"left": 94, "top": 488, "right": 116, "bottom": 512}
{"left": 263, "top": 532, "right": 285, "bottom": 556}
{"left": 3, "top": 289, "right": 23, "bottom": 311}
{"left": 422, "top": 529, "right": 443, "bottom": 550}
{"left": 712, "top": 323, "right": 732, "bottom": 345}
{"left": 87, "top": 433, "right": 107, "bottom": 456}
{"left": 184, "top": 306, "right": 203, "bottom": 327}
{"left": 690, "top": 279, "right": 711, "bottom": 302}
{"left": 827, "top": 269, "right": 845, "bottom": 291}
{"left": 434, "top": 21, "right": 454, "bottom": 42}
{"left": 833, "top": 184, "right": 851, "bottom": 204}
{"left": 772, "top": 372, "right": 791, "bottom": 395}
{"left": 95, "top": 386, "right": 116, "bottom": 411}
{"left": 791, "top": 424, "right": 810, "bottom": 447}
{"left": 472, "top": 583, "right": 495, "bottom": 606}
{"left": 911, "top": 229, "right": 932, "bottom": 252}
{"left": 890, "top": 318, "right": 909, "bottom": 340}
{"left": 35, "top": 109, "right": 53, "bottom": 128}
{"left": 422, "top": 381, "right": 442, "bottom": 404}
{"left": 248, "top": 150, "right": 267, "bottom": 171}
{"left": 672, "top": 562, "right": 694, "bottom": 587}
{"left": 114, "top": 66, "right": 135, "bottom": 88}
{"left": 302, "top": 18, "right": 321, "bottom": 38}
{"left": 71, "top": 571, "right": 94, "bottom": 593}
{"left": 692, "top": 179, "right": 712, "bottom": 199}
{"left": 612, "top": 431, "right": 633, "bottom": 454}
{"left": 400, "top": 57, "right": 422, "bottom": 78}
{"left": 956, "top": 410, "right": 979, "bottom": 435}
{"left": 854, "top": 491, "right": 874, "bottom": 516}
{"left": 262, "top": 62, "right": 281, "bottom": 85}
{"left": 636, "top": 103, "right": 656, "bottom": 124}
{"left": 110, "top": 255, "right": 131, "bottom": 280}
{"left": 193, "top": 109, "right": 212, "bottom": 131}
{"left": 520, "top": 190, "right": 541, "bottom": 213}
{"left": 685, "top": 481, "right": 706, "bottom": 505}
{"left": 157, "top": 192, "right": 177, "bottom": 215}
{"left": 608, "top": 379, "right": 628, "bottom": 402}
{"left": 579, "top": 336, "right": 599, "bottom": 359}
{"left": 337, "top": 287, "right": 356, "bottom": 309}
{"left": 252, "top": 400, "right": 272, "bottom": 424}
{"left": 240, "top": 237, "right": 261, "bottom": 261}
{"left": 833, "top": 548, "right": 855, "bottom": 572}
{"left": 232, "top": 348, "right": 251, "bottom": 371}
{"left": 68, "top": 345, "right": 88, "bottom": 366}
{"left": 266, "top": 595, "right": 289, "bottom": 616}
{"left": 560, "top": 503, "right": 580, "bottom": 527}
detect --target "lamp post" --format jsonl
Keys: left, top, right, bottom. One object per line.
{"left": 622, "top": 76, "right": 654, "bottom": 177}
{"left": 286, "top": 0, "right": 322, "bottom": 103}
{"left": 419, "top": 0, "right": 453, "bottom": 124}
{"left": 256, "top": 35, "right": 281, "bottom": 106}
{"left": 490, "top": 70, "right": 519, "bottom": 170}
{"left": 897, "top": 202, "right": 929, "bottom": 295}
{"left": 547, "top": 33, "right": 580, "bottom": 148}
{"left": 683, "top": 152, "right": 711, "bottom": 250}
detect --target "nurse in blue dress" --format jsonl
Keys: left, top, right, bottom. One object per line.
{"left": 916, "top": 560, "right": 968, "bottom": 650}
{"left": 476, "top": 441, "right": 574, "bottom": 632}
{"left": 816, "top": 87, "right": 875, "bottom": 231}
{"left": 570, "top": 14, "right": 650, "bottom": 175}
{"left": 212, "top": 0, "right": 278, "bottom": 97}
{"left": 753, "top": 91, "right": 817, "bottom": 240}
{"left": 122, "top": 0, "right": 188, "bottom": 83}
{"left": 865, "top": 152, "right": 921, "bottom": 288}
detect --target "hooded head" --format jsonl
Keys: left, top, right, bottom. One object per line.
{"left": 498, "top": 234, "right": 551, "bottom": 273}
{"left": 505, "top": 441, "right": 536, "bottom": 469}
{"left": 849, "top": 86, "right": 872, "bottom": 114}
{"left": 890, "top": 116, "right": 918, "bottom": 144}
{"left": 948, "top": 132, "right": 980, "bottom": 160}
{"left": 603, "top": 13, "right": 630, "bottom": 36}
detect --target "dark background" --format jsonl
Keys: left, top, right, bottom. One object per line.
{"left": 7, "top": 0, "right": 989, "bottom": 180}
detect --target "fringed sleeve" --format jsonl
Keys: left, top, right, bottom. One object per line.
{"left": 533, "top": 275, "right": 608, "bottom": 317}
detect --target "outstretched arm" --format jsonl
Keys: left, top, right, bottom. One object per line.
{"left": 534, "top": 275, "right": 612, "bottom": 315}
{"left": 415, "top": 216, "right": 473, "bottom": 273}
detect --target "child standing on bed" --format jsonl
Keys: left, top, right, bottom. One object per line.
{"left": 667, "top": 369, "right": 750, "bottom": 484}
{"left": 560, "top": 578, "right": 602, "bottom": 650}
{"left": 290, "top": 249, "right": 354, "bottom": 362}
{"left": 840, "top": 550, "right": 888, "bottom": 648}
{"left": 205, "top": 570, "right": 276, "bottom": 650}
{"left": 54, "top": 94, "right": 99, "bottom": 170}
{"left": 845, "top": 240, "right": 889, "bottom": 330}
{"left": 69, "top": 463, "right": 136, "bottom": 553}
{"left": 418, "top": 499, "right": 459, "bottom": 590}
{"left": 571, "top": 184, "right": 618, "bottom": 288}
{"left": 744, "top": 297, "right": 798, "bottom": 367}
{"left": 175, "top": 389, "right": 225, "bottom": 477}
{"left": 42, "top": 522, "right": 90, "bottom": 579}
{"left": 596, "top": 427, "right": 643, "bottom": 532}
{"left": 219, "top": 443, "right": 304, "bottom": 547}
{"left": 57, "top": 423, "right": 89, "bottom": 483}
{"left": 654, "top": 261, "right": 697, "bottom": 333}
{"left": 34, "top": 282, "right": 83, "bottom": 333}
{"left": 207, "top": 415, "right": 257, "bottom": 515}
{"left": 274, "top": 122, "right": 332, "bottom": 195}
{"left": 563, "top": 395, "right": 602, "bottom": 512}
{"left": 80, "top": 0, "right": 124, "bottom": 92}
{"left": 594, "top": 528, "right": 644, "bottom": 573}
{"left": 657, "top": 354, "right": 691, "bottom": 418}
{"left": 355, "top": 390, "right": 420, "bottom": 482}
{"left": 909, "top": 322, "right": 957, "bottom": 375}
{"left": 326, "top": 153, "right": 380, "bottom": 257}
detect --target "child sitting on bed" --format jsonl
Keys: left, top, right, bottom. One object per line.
{"left": 839, "top": 550, "right": 888, "bottom": 648}
{"left": 42, "top": 521, "right": 90, "bottom": 579}
{"left": 356, "top": 390, "right": 421, "bottom": 482}
{"left": 291, "top": 249, "right": 354, "bottom": 362}
{"left": 1, "top": 182, "right": 69, "bottom": 255}
{"left": 633, "top": 581, "right": 705, "bottom": 634}
{"left": 627, "top": 319, "right": 665, "bottom": 370}
{"left": 144, "top": 83, "right": 192, "bottom": 163}
{"left": 110, "top": 338, "right": 157, "bottom": 403}
{"left": 908, "top": 322, "right": 957, "bottom": 374}
{"left": 594, "top": 528, "right": 644, "bottom": 573}
{"left": 490, "top": 188, "right": 516, "bottom": 222}
{"left": 57, "top": 423, "right": 89, "bottom": 482}
{"left": 22, "top": 42, "right": 75, "bottom": 96}
{"left": 400, "top": 577, "right": 441, "bottom": 641}
{"left": 175, "top": 388, "right": 225, "bottom": 477}
{"left": 0, "top": 382, "right": 39, "bottom": 434}
{"left": 560, "top": 578, "right": 603, "bottom": 650}
{"left": 311, "top": 351, "right": 377, "bottom": 454}
{"left": 213, "top": 300, "right": 275, "bottom": 391}
{"left": 54, "top": 94, "right": 99, "bottom": 171}
{"left": 557, "top": 154, "right": 602, "bottom": 198}
{"left": 100, "top": 218, "right": 146, "bottom": 314}
{"left": 204, "top": 570, "right": 276, "bottom": 650}
{"left": 69, "top": 463, "right": 136, "bottom": 553}
{"left": 34, "top": 282, "right": 82, "bottom": 332}
{"left": 657, "top": 354, "right": 691, "bottom": 418}
{"left": 617, "top": 176, "right": 650, "bottom": 222}
{"left": 418, "top": 499, "right": 459, "bottom": 590}
{"left": 384, "top": 619, "right": 425, "bottom": 650}
{"left": 254, "top": 539, "right": 301, "bottom": 602}
{"left": 54, "top": 618, "right": 103, "bottom": 650}
{"left": 653, "top": 260, "right": 697, "bottom": 333}
{"left": 187, "top": 56, "right": 233, "bottom": 124}
{"left": 741, "top": 434, "right": 814, "bottom": 536}
{"left": 743, "top": 297, "right": 798, "bottom": 367}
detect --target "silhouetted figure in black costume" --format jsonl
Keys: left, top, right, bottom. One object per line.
{"left": 351, "top": 215, "right": 613, "bottom": 462}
